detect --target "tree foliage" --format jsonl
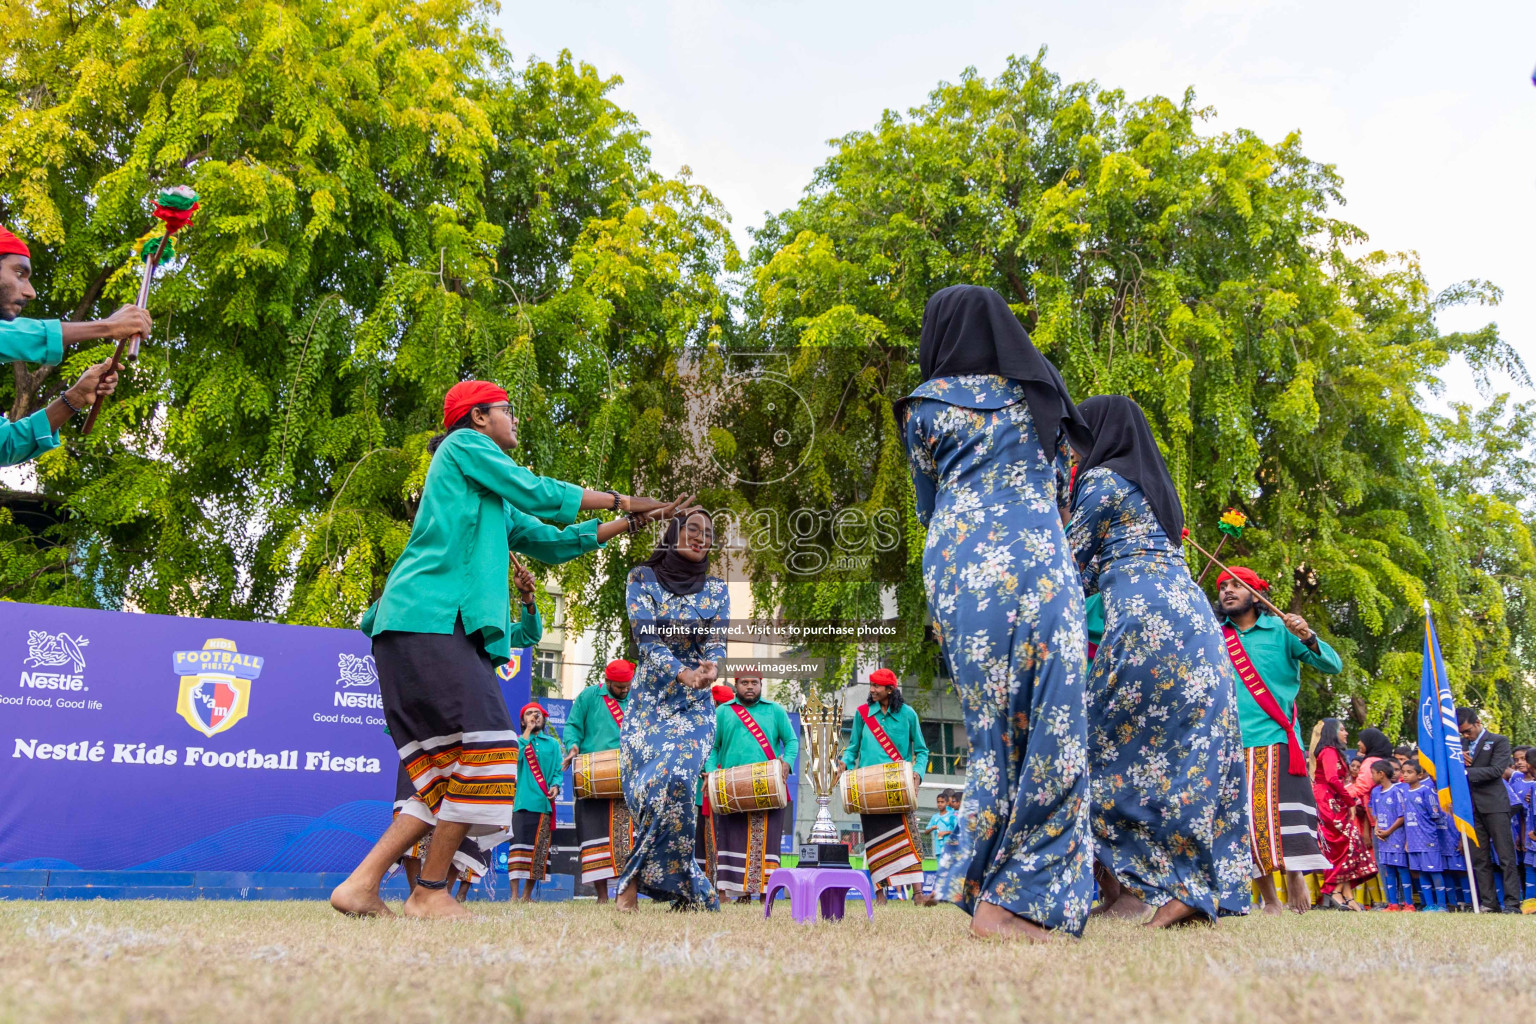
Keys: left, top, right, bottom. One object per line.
{"left": 2, "top": 18, "right": 1530, "bottom": 739}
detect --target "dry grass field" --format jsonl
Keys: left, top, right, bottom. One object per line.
{"left": 0, "top": 898, "right": 1530, "bottom": 1024}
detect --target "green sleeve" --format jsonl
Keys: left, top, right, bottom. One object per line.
{"left": 705, "top": 705, "right": 725, "bottom": 773}
{"left": 842, "top": 718, "right": 861, "bottom": 769}
{"left": 450, "top": 431, "right": 582, "bottom": 524}
{"left": 0, "top": 409, "right": 60, "bottom": 467}
{"left": 1301, "top": 635, "right": 1344, "bottom": 675}
{"left": 563, "top": 688, "right": 588, "bottom": 751}
{"left": 505, "top": 504, "right": 604, "bottom": 564}
{"left": 503, "top": 602, "right": 542, "bottom": 648}
{"left": 0, "top": 318, "right": 63, "bottom": 365}
{"left": 908, "top": 707, "right": 930, "bottom": 775}
{"left": 776, "top": 705, "right": 799, "bottom": 767}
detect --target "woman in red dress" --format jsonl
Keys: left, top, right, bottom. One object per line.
{"left": 1310, "top": 718, "right": 1374, "bottom": 910}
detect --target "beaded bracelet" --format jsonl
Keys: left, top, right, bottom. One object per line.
{"left": 59, "top": 391, "right": 85, "bottom": 416}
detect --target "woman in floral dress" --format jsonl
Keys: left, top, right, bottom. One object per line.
{"left": 1065, "top": 395, "right": 1249, "bottom": 927}
{"left": 900, "top": 284, "right": 1096, "bottom": 940}
{"left": 615, "top": 511, "right": 727, "bottom": 911}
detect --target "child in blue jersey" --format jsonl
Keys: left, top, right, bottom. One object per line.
{"left": 1435, "top": 795, "right": 1470, "bottom": 911}
{"left": 1399, "top": 761, "right": 1447, "bottom": 911}
{"left": 1370, "top": 759, "right": 1412, "bottom": 911}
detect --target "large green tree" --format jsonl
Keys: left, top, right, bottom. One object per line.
{"left": 739, "top": 52, "right": 1534, "bottom": 738}
{"left": 0, "top": 0, "right": 735, "bottom": 638}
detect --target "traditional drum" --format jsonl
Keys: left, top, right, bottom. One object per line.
{"left": 573, "top": 748, "right": 623, "bottom": 800}
{"left": 707, "top": 761, "right": 789, "bottom": 815}
{"left": 840, "top": 760, "right": 918, "bottom": 815}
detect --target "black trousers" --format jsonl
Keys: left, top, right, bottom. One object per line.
{"left": 1470, "top": 809, "right": 1521, "bottom": 911}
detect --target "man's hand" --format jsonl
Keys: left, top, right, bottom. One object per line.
{"left": 1463, "top": 752, "right": 1474, "bottom": 767}
{"left": 778, "top": 760, "right": 790, "bottom": 781}
{"left": 67, "top": 360, "right": 120, "bottom": 407}
{"left": 99, "top": 304, "right": 152, "bottom": 341}
{"left": 1281, "top": 613, "right": 1316, "bottom": 644}
{"left": 562, "top": 744, "right": 579, "bottom": 770}
{"left": 625, "top": 492, "right": 694, "bottom": 516}
{"left": 513, "top": 559, "right": 537, "bottom": 609}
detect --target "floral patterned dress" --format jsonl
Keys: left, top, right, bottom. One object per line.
{"left": 902, "top": 374, "right": 1094, "bottom": 935}
{"left": 1066, "top": 467, "right": 1251, "bottom": 918}
{"left": 615, "top": 567, "right": 728, "bottom": 910}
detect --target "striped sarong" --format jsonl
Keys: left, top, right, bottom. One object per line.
{"left": 862, "top": 811, "right": 924, "bottom": 887}
{"left": 1246, "top": 742, "right": 1332, "bottom": 875}
{"left": 376, "top": 618, "right": 519, "bottom": 832}
{"left": 508, "top": 809, "right": 554, "bottom": 881}
{"left": 714, "top": 806, "right": 785, "bottom": 894}
{"left": 575, "top": 796, "right": 634, "bottom": 885}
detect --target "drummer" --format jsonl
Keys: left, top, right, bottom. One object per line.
{"left": 561, "top": 658, "right": 635, "bottom": 903}
{"left": 840, "top": 668, "right": 929, "bottom": 900}
{"left": 508, "top": 702, "right": 563, "bottom": 902}
{"left": 705, "top": 668, "right": 798, "bottom": 901}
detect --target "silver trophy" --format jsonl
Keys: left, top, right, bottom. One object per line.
{"left": 799, "top": 690, "right": 848, "bottom": 861}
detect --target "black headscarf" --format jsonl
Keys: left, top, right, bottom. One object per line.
{"left": 913, "top": 285, "right": 1092, "bottom": 458}
{"left": 641, "top": 512, "right": 711, "bottom": 597}
{"left": 1357, "top": 727, "right": 1393, "bottom": 760}
{"left": 1071, "top": 394, "right": 1184, "bottom": 542}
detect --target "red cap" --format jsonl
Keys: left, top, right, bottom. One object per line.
{"left": 442, "top": 380, "right": 509, "bottom": 429}
{"left": 605, "top": 659, "right": 635, "bottom": 683}
{"left": 518, "top": 702, "right": 547, "bottom": 725}
{"left": 0, "top": 226, "right": 30, "bottom": 259}
{"left": 869, "top": 668, "right": 899, "bottom": 688}
{"left": 1217, "top": 566, "right": 1270, "bottom": 592}
{"left": 710, "top": 684, "right": 734, "bottom": 705}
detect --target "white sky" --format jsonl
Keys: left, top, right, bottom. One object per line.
{"left": 497, "top": 0, "right": 1536, "bottom": 403}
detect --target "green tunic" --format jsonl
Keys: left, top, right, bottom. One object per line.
{"left": 842, "top": 701, "right": 929, "bottom": 775}
{"left": 0, "top": 318, "right": 63, "bottom": 365}
{"left": 1220, "top": 612, "right": 1343, "bottom": 748}
{"left": 0, "top": 409, "right": 59, "bottom": 467}
{"left": 359, "top": 429, "right": 602, "bottom": 665}
{"left": 706, "top": 698, "right": 799, "bottom": 771}
{"left": 563, "top": 684, "right": 628, "bottom": 755}
{"left": 513, "top": 731, "right": 564, "bottom": 813}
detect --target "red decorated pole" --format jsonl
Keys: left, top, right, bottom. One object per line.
{"left": 82, "top": 187, "right": 199, "bottom": 436}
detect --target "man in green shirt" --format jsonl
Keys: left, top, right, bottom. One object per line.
{"left": 561, "top": 658, "right": 635, "bottom": 903}
{"left": 839, "top": 668, "right": 928, "bottom": 899}
{"left": 1217, "top": 566, "right": 1342, "bottom": 916}
{"left": 509, "top": 701, "right": 564, "bottom": 902}
{"left": 0, "top": 226, "right": 136, "bottom": 461}
{"left": 705, "top": 669, "right": 797, "bottom": 900}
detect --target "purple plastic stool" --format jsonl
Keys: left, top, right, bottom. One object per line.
{"left": 763, "top": 868, "right": 875, "bottom": 923}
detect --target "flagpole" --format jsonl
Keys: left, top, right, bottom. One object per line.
{"left": 1462, "top": 831, "right": 1480, "bottom": 914}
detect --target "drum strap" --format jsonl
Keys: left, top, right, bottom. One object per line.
{"left": 729, "top": 703, "right": 777, "bottom": 760}
{"left": 857, "top": 703, "right": 903, "bottom": 763}
{"left": 603, "top": 694, "right": 625, "bottom": 728}
{"left": 523, "top": 737, "right": 555, "bottom": 800}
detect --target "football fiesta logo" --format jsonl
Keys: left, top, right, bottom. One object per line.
{"left": 173, "top": 638, "right": 264, "bottom": 737}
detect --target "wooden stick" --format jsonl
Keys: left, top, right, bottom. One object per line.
{"left": 1194, "top": 534, "right": 1227, "bottom": 585}
{"left": 1181, "top": 529, "right": 1285, "bottom": 618}
{"left": 82, "top": 246, "right": 162, "bottom": 436}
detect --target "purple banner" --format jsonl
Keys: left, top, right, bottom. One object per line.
{"left": 0, "top": 602, "right": 532, "bottom": 872}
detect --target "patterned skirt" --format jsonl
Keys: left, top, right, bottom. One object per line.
{"left": 507, "top": 809, "right": 554, "bottom": 882}
{"left": 374, "top": 618, "right": 517, "bottom": 833}
{"left": 575, "top": 797, "right": 634, "bottom": 885}
{"left": 713, "top": 807, "right": 785, "bottom": 894}
{"left": 861, "top": 811, "right": 924, "bottom": 887}
{"left": 1247, "top": 743, "right": 1332, "bottom": 875}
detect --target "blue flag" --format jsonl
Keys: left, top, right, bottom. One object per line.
{"left": 1416, "top": 601, "right": 1477, "bottom": 845}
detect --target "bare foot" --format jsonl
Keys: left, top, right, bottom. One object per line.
{"left": 1099, "top": 891, "right": 1150, "bottom": 920}
{"left": 970, "top": 900, "right": 1056, "bottom": 942}
{"left": 616, "top": 880, "right": 639, "bottom": 913}
{"left": 1284, "top": 873, "right": 1311, "bottom": 915}
{"left": 1146, "top": 899, "right": 1207, "bottom": 929}
{"left": 330, "top": 877, "right": 394, "bottom": 918}
{"left": 1090, "top": 863, "right": 1124, "bottom": 916}
{"left": 403, "top": 887, "right": 472, "bottom": 921}
{"left": 1261, "top": 900, "right": 1285, "bottom": 916}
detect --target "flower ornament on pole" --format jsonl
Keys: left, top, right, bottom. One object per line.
{"left": 82, "top": 185, "right": 201, "bottom": 435}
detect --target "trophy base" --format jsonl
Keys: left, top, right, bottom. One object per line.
{"left": 798, "top": 841, "right": 851, "bottom": 868}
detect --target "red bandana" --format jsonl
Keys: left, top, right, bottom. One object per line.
{"left": 1217, "top": 566, "right": 1269, "bottom": 592}
{"left": 442, "top": 380, "right": 509, "bottom": 429}
{"left": 0, "top": 226, "right": 30, "bottom": 259}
